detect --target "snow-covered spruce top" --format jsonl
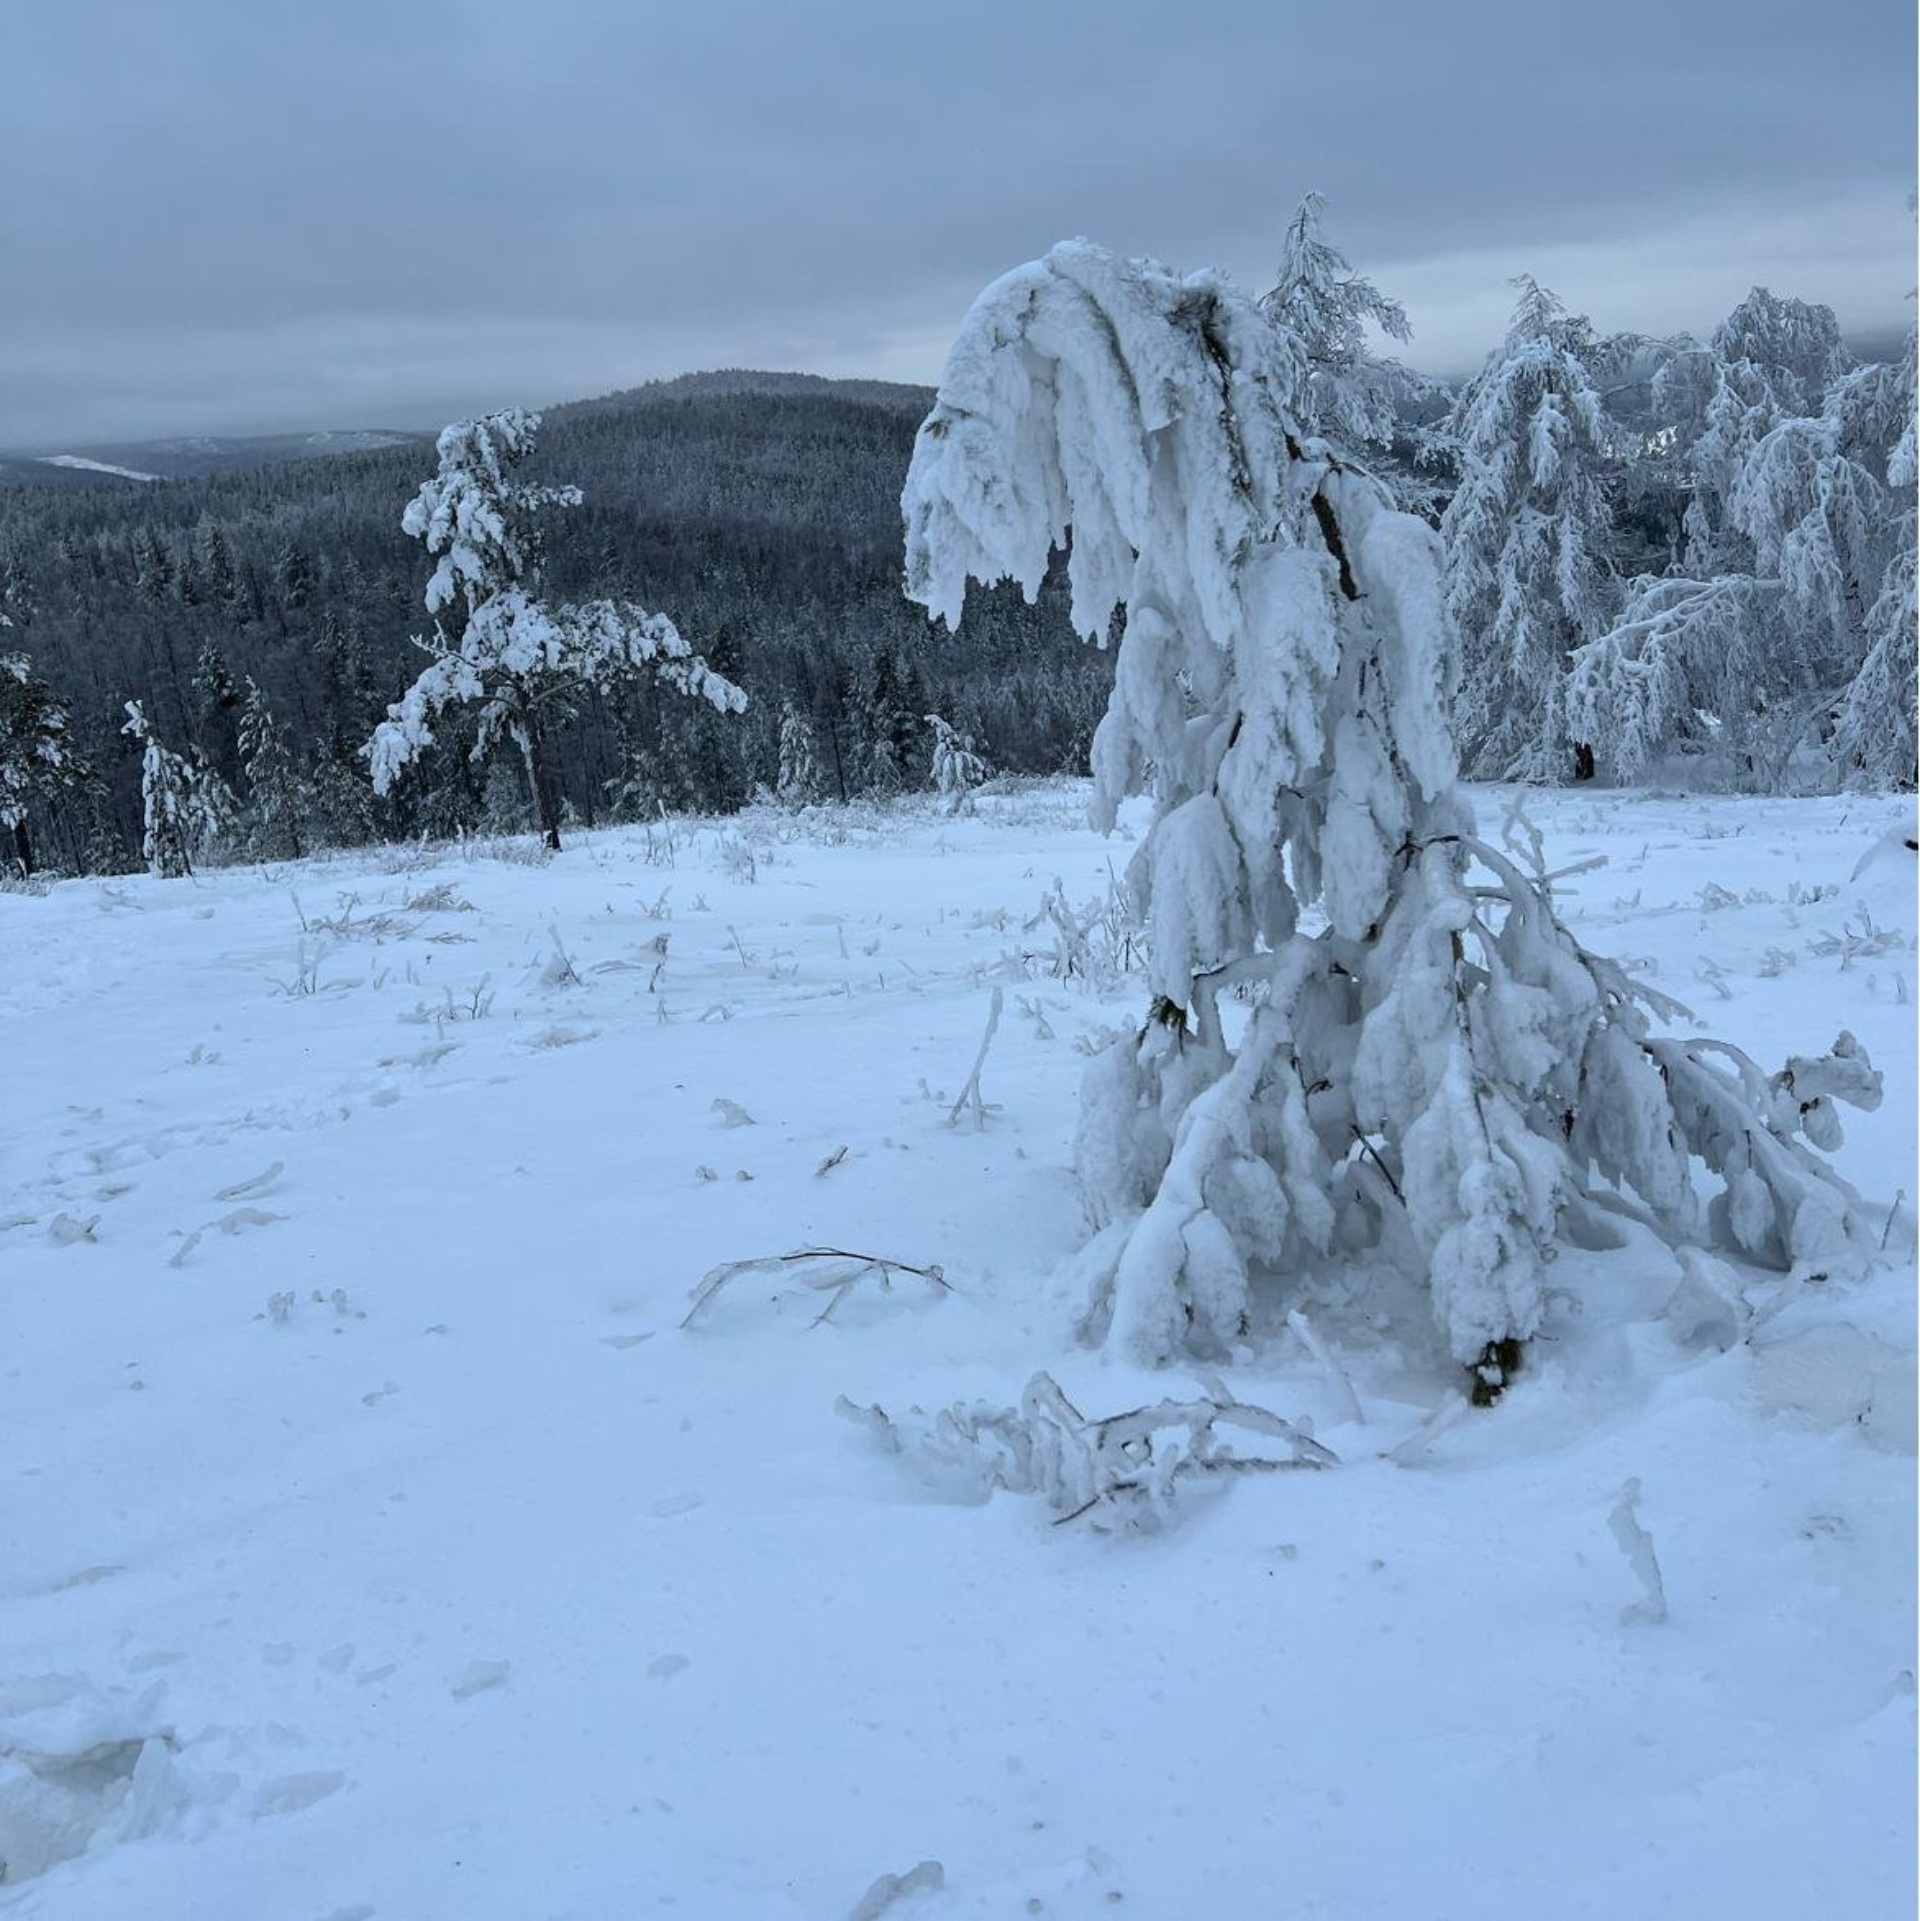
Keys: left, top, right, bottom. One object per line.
{"left": 904, "top": 240, "right": 1456, "bottom": 1009}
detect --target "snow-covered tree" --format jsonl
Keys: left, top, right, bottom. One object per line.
{"left": 905, "top": 240, "right": 1881, "bottom": 1401}
{"left": 774, "top": 697, "right": 820, "bottom": 807}
{"left": 1833, "top": 329, "right": 1918, "bottom": 785}
{"left": 1443, "top": 279, "right": 1622, "bottom": 781}
{"left": 1578, "top": 297, "right": 1908, "bottom": 788}
{"left": 121, "top": 699, "right": 199, "bottom": 878}
{"left": 367, "top": 410, "right": 747, "bottom": 850}
{"left": 1259, "top": 192, "right": 1432, "bottom": 458}
{"left": 1658, "top": 289, "right": 1855, "bottom": 574}
{"left": 1567, "top": 572, "right": 1790, "bottom": 783}
{"left": 1720, "top": 333, "right": 1913, "bottom": 784}
{"left": 237, "top": 678, "right": 308, "bottom": 859}
{"left": 0, "top": 651, "right": 83, "bottom": 874}
{"left": 925, "top": 713, "right": 986, "bottom": 810}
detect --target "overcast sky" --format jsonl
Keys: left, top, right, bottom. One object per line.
{"left": 3, "top": 0, "right": 1914, "bottom": 447}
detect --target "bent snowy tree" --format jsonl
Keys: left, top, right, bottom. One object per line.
{"left": 368, "top": 410, "right": 746, "bottom": 850}
{"left": 903, "top": 242, "right": 1883, "bottom": 1402}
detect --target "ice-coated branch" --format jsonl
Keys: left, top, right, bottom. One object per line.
{"left": 841, "top": 1370, "right": 1336, "bottom": 1532}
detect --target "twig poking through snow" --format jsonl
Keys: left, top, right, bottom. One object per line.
{"left": 1608, "top": 1478, "right": 1669, "bottom": 1625}
{"left": 1286, "top": 1309, "right": 1366, "bottom": 1425}
{"left": 947, "top": 986, "right": 1004, "bottom": 1129}
{"left": 1385, "top": 1393, "right": 1470, "bottom": 1466}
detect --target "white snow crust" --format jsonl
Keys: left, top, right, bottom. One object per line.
{"left": 1, "top": 783, "right": 1912, "bottom": 1917}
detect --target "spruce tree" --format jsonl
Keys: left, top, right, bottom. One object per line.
{"left": 905, "top": 239, "right": 1882, "bottom": 1400}
{"left": 1443, "top": 279, "right": 1620, "bottom": 781}
{"left": 368, "top": 409, "right": 746, "bottom": 850}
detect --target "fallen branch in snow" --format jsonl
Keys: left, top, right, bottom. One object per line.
{"left": 947, "top": 986, "right": 1004, "bottom": 1129}
{"left": 840, "top": 1370, "right": 1335, "bottom": 1532}
{"left": 682, "top": 1246, "right": 950, "bottom": 1329}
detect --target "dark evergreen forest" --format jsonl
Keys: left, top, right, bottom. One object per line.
{"left": 0, "top": 372, "right": 1111, "bottom": 872}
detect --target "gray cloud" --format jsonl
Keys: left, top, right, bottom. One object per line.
{"left": 3, "top": 0, "right": 1912, "bottom": 444}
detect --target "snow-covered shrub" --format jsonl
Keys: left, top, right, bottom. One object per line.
{"left": 367, "top": 410, "right": 747, "bottom": 851}
{"left": 904, "top": 240, "right": 1884, "bottom": 1402}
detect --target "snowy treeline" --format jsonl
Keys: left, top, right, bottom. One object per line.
{"left": 0, "top": 377, "right": 1110, "bottom": 874}
{"left": 0, "top": 210, "right": 1912, "bottom": 880}
{"left": 1452, "top": 284, "right": 1916, "bottom": 789}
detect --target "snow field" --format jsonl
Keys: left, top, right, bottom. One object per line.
{"left": 1, "top": 782, "right": 1913, "bottom": 1918}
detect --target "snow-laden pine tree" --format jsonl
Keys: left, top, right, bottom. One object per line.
{"left": 925, "top": 714, "right": 986, "bottom": 811}
{"left": 237, "top": 678, "right": 308, "bottom": 859}
{"left": 1442, "top": 279, "right": 1621, "bottom": 781}
{"left": 367, "top": 410, "right": 747, "bottom": 850}
{"left": 121, "top": 700, "right": 199, "bottom": 878}
{"left": 774, "top": 698, "right": 820, "bottom": 807}
{"left": 904, "top": 240, "right": 1882, "bottom": 1400}
{"left": 0, "top": 651, "right": 82, "bottom": 875}
{"left": 1259, "top": 193, "right": 1434, "bottom": 462}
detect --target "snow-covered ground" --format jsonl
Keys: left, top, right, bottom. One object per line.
{"left": 2, "top": 781, "right": 1913, "bottom": 1919}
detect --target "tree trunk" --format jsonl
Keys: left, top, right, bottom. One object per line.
{"left": 517, "top": 707, "right": 564, "bottom": 852}
{"left": 1572, "top": 741, "right": 1597, "bottom": 783}
{"left": 11, "top": 817, "right": 34, "bottom": 876}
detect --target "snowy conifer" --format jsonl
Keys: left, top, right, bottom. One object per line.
{"left": 775, "top": 698, "right": 820, "bottom": 807}
{"left": 1259, "top": 193, "right": 1432, "bottom": 458}
{"left": 1660, "top": 289, "right": 1855, "bottom": 574}
{"left": 1832, "top": 329, "right": 1918, "bottom": 785}
{"left": 121, "top": 699, "right": 198, "bottom": 878}
{"left": 905, "top": 240, "right": 1882, "bottom": 1400}
{"left": 1578, "top": 296, "right": 1906, "bottom": 787}
{"left": 1723, "top": 335, "right": 1913, "bottom": 783}
{"left": 237, "top": 678, "right": 307, "bottom": 859}
{"left": 925, "top": 714, "right": 986, "bottom": 811}
{"left": 1443, "top": 279, "right": 1620, "bottom": 781}
{"left": 0, "top": 651, "right": 82, "bottom": 874}
{"left": 367, "top": 410, "right": 747, "bottom": 850}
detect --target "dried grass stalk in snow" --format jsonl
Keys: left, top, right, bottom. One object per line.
{"left": 903, "top": 240, "right": 1884, "bottom": 1403}
{"left": 683, "top": 1246, "right": 949, "bottom": 1329}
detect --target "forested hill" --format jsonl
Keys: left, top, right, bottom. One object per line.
{"left": 0, "top": 372, "right": 1110, "bottom": 870}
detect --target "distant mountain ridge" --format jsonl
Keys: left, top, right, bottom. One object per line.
{"left": 0, "top": 427, "right": 430, "bottom": 489}
{"left": 4, "top": 326, "right": 1903, "bottom": 491}
{"left": 0, "top": 375, "right": 936, "bottom": 490}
